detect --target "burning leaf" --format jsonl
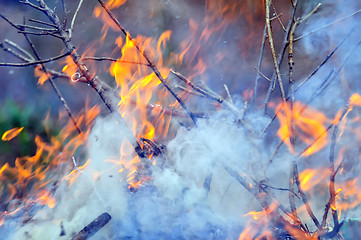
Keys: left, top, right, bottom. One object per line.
{"left": 1, "top": 127, "right": 24, "bottom": 141}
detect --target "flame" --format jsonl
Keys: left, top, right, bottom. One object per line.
{"left": 298, "top": 168, "right": 330, "bottom": 192}
{"left": 0, "top": 104, "right": 100, "bottom": 214}
{"left": 93, "top": 0, "right": 127, "bottom": 36}
{"left": 35, "top": 190, "right": 56, "bottom": 208}
{"left": 64, "top": 159, "right": 91, "bottom": 187}
{"left": 34, "top": 65, "right": 48, "bottom": 85}
{"left": 349, "top": 93, "right": 361, "bottom": 106}
{"left": 62, "top": 56, "right": 78, "bottom": 82}
{"left": 1, "top": 127, "right": 24, "bottom": 141}
{"left": 275, "top": 101, "right": 330, "bottom": 156}
{"left": 336, "top": 178, "right": 361, "bottom": 213}
{"left": 240, "top": 203, "right": 279, "bottom": 239}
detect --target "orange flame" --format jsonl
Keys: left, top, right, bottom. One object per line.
{"left": 275, "top": 101, "right": 329, "bottom": 156}
{"left": 298, "top": 168, "right": 330, "bottom": 192}
{"left": 1, "top": 127, "right": 24, "bottom": 141}
{"left": 34, "top": 65, "right": 48, "bottom": 85}
{"left": 0, "top": 104, "right": 100, "bottom": 214}
{"left": 64, "top": 159, "right": 91, "bottom": 187}
{"left": 35, "top": 190, "right": 56, "bottom": 208}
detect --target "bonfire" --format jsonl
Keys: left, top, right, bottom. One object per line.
{"left": 0, "top": 0, "right": 361, "bottom": 239}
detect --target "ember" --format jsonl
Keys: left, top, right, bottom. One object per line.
{"left": 0, "top": 0, "right": 361, "bottom": 239}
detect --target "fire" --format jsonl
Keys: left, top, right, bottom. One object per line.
{"left": 299, "top": 168, "right": 330, "bottom": 192}
{"left": 0, "top": 104, "right": 100, "bottom": 215}
{"left": 35, "top": 189, "right": 56, "bottom": 208}
{"left": 62, "top": 56, "right": 78, "bottom": 81}
{"left": 275, "top": 101, "right": 330, "bottom": 156}
{"left": 240, "top": 202, "right": 279, "bottom": 239}
{"left": 93, "top": 3, "right": 176, "bottom": 189}
{"left": 1, "top": 127, "right": 24, "bottom": 141}
{"left": 64, "top": 159, "right": 91, "bottom": 187}
{"left": 34, "top": 65, "right": 48, "bottom": 85}
{"left": 245, "top": 210, "right": 263, "bottom": 221}
{"left": 349, "top": 93, "right": 361, "bottom": 106}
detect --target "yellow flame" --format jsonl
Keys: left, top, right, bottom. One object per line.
{"left": 1, "top": 127, "right": 24, "bottom": 141}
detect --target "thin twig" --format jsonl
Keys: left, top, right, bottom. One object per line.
{"left": 171, "top": 69, "right": 221, "bottom": 103}
{"left": 293, "top": 162, "right": 322, "bottom": 229}
{"left": 17, "top": 30, "right": 64, "bottom": 39}
{"left": 170, "top": 69, "right": 253, "bottom": 131}
{"left": 321, "top": 125, "right": 339, "bottom": 229}
{"left": 175, "top": 85, "right": 208, "bottom": 98}
{"left": 0, "top": 51, "right": 71, "bottom": 67}
{"left": 255, "top": 67, "right": 271, "bottom": 82}
{"left": 265, "top": 0, "right": 287, "bottom": 104}
{"left": 19, "top": 0, "right": 44, "bottom": 12}
{"left": 82, "top": 56, "right": 150, "bottom": 66}
{"left": 29, "top": 18, "right": 57, "bottom": 28}
{"left": 271, "top": 0, "right": 286, "bottom": 31}
{"left": 69, "top": 0, "right": 84, "bottom": 39}
{"left": 0, "top": 12, "right": 20, "bottom": 29}
{"left": 295, "top": 26, "right": 354, "bottom": 91}
{"left": 62, "top": 0, "right": 67, "bottom": 29}
{"left": 4, "top": 39, "right": 35, "bottom": 61}
{"left": 295, "top": 9, "right": 361, "bottom": 42}
{"left": 252, "top": 23, "right": 267, "bottom": 106}
{"left": 224, "top": 84, "right": 233, "bottom": 104}
{"left": 0, "top": 42, "right": 33, "bottom": 62}
{"left": 17, "top": 24, "right": 57, "bottom": 31}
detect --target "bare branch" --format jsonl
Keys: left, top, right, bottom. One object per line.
{"left": 0, "top": 51, "right": 71, "bottom": 67}
{"left": 295, "top": 9, "right": 361, "bottom": 42}
{"left": 18, "top": 24, "right": 57, "bottom": 31}
{"left": 252, "top": 24, "right": 267, "bottom": 106}
{"left": 271, "top": 0, "right": 286, "bottom": 31}
{"left": 19, "top": 0, "right": 44, "bottom": 12}
{"left": 62, "top": 0, "right": 67, "bottom": 28}
{"left": 4, "top": 39, "right": 34, "bottom": 61}
{"left": 17, "top": 30, "right": 64, "bottom": 39}
{"left": 171, "top": 69, "right": 221, "bottom": 103}
{"left": 29, "top": 18, "right": 58, "bottom": 28}
{"left": 265, "top": 0, "right": 288, "bottom": 105}
{"left": 293, "top": 161, "right": 322, "bottom": 229}
{"left": 0, "top": 42, "right": 33, "bottom": 62}
{"left": 0, "top": 12, "right": 20, "bottom": 29}
{"left": 82, "top": 56, "right": 150, "bottom": 66}
{"left": 69, "top": 0, "right": 84, "bottom": 39}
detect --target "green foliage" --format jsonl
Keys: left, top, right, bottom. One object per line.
{"left": 0, "top": 100, "right": 58, "bottom": 167}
